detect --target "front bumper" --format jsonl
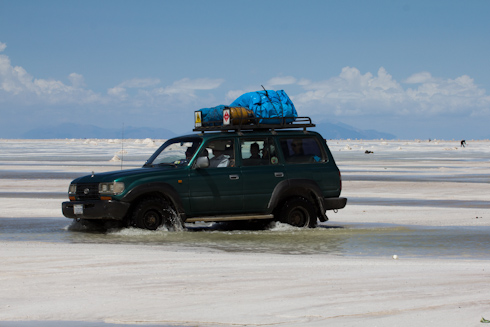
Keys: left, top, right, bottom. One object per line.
{"left": 62, "top": 200, "right": 131, "bottom": 220}
{"left": 324, "top": 197, "right": 347, "bottom": 210}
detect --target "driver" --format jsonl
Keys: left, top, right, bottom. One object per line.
{"left": 185, "top": 146, "right": 197, "bottom": 161}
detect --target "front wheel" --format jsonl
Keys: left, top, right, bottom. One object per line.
{"left": 132, "top": 198, "right": 176, "bottom": 230}
{"left": 278, "top": 197, "right": 317, "bottom": 228}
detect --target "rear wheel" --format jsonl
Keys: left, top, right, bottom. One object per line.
{"left": 132, "top": 198, "right": 174, "bottom": 230}
{"left": 278, "top": 197, "right": 317, "bottom": 228}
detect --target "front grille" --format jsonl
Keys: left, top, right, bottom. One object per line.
{"left": 76, "top": 183, "right": 100, "bottom": 200}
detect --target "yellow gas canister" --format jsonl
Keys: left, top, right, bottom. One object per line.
{"left": 229, "top": 107, "right": 254, "bottom": 125}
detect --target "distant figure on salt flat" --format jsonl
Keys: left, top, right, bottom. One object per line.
{"left": 461, "top": 140, "right": 466, "bottom": 147}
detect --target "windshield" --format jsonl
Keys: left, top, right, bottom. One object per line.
{"left": 145, "top": 138, "right": 202, "bottom": 167}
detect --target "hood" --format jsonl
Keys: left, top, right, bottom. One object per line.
{"left": 72, "top": 166, "right": 180, "bottom": 184}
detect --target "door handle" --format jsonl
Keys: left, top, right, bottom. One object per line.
{"left": 229, "top": 174, "right": 240, "bottom": 180}
{"left": 274, "top": 172, "right": 284, "bottom": 178}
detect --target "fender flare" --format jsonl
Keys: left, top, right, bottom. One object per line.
{"left": 121, "top": 182, "right": 186, "bottom": 219}
{"left": 268, "top": 179, "right": 327, "bottom": 221}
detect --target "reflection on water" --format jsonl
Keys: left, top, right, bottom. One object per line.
{"left": 1, "top": 218, "right": 489, "bottom": 260}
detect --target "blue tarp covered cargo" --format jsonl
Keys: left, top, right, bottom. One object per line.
{"left": 230, "top": 90, "right": 297, "bottom": 124}
{"left": 198, "top": 90, "right": 297, "bottom": 125}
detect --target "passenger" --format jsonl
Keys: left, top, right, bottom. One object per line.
{"left": 288, "top": 139, "right": 308, "bottom": 163}
{"left": 291, "top": 140, "right": 304, "bottom": 156}
{"left": 209, "top": 143, "right": 231, "bottom": 168}
{"left": 243, "top": 143, "right": 262, "bottom": 166}
{"left": 250, "top": 143, "right": 261, "bottom": 159}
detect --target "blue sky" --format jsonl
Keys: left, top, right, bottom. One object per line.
{"left": 1, "top": 0, "right": 489, "bottom": 139}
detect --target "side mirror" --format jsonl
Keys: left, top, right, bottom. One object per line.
{"left": 195, "top": 156, "right": 209, "bottom": 169}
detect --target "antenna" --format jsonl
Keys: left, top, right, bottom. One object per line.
{"left": 121, "top": 123, "right": 124, "bottom": 170}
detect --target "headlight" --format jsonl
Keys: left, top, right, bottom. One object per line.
{"left": 68, "top": 184, "right": 77, "bottom": 194}
{"left": 99, "top": 182, "right": 125, "bottom": 195}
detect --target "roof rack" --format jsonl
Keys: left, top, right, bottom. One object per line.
{"left": 193, "top": 116, "right": 315, "bottom": 132}
{"left": 193, "top": 108, "right": 315, "bottom": 133}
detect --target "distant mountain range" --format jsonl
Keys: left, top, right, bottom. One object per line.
{"left": 21, "top": 121, "right": 396, "bottom": 140}
{"left": 22, "top": 123, "right": 177, "bottom": 139}
{"left": 312, "top": 120, "right": 396, "bottom": 140}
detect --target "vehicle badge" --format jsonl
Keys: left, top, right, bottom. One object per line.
{"left": 84, "top": 188, "right": 90, "bottom": 195}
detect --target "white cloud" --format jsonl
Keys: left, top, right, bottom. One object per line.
{"left": 1, "top": 40, "right": 489, "bottom": 125}
{"left": 107, "top": 86, "right": 127, "bottom": 100}
{"left": 225, "top": 68, "right": 490, "bottom": 119}
{"left": 267, "top": 76, "right": 297, "bottom": 86}
{"left": 225, "top": 87, "right": 260, "bottom": 103}
{"left": 404, "top": 74, "right": 488, "bottom": 115}
{"left": 0, "top": 54, "right": 30, "bottom": 94}
{"left": 158, "top": 78, "right": 224, "bottom": 96}
{"left": 68, "top": 73, "right": 85, "bottom": 88}
{"left": 107, "top": 78, "right": 160, "bottom": 101}
{"left": 104, "top": 77, "right": 226, "bottom": 109}
{"left": 404, "top": 72, "right": 433, "bottom": 84}
{"left": 289, "top": 67, "right": 490, "bottom": 118}
{"left": 118, "top": 78, "right": 160, "bottom": 88}
{"left": 107, "top": 78, "right": 160, "bottom": 100}
{"left": 0, "top": 45, "right": 223, "bottom": 109}
{"left": 0, "top": 47, "right": 101, "bottom": 105}
{"left": 297, "top": 78, "right": 311, "bottom": 86}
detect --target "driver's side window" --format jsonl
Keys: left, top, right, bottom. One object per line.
{"left": 199, "top": 139, "right": 234, "bottom": 168}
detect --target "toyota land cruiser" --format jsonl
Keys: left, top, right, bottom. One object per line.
{"left": 62, "top": 113, "right": 347, "bottom": 230}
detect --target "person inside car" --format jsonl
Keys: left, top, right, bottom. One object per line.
{"left": 243, "top": 142, "right": 262, "bottom": 166}
{"left": 209, "top": 142, "right": 232, "bottom": 168}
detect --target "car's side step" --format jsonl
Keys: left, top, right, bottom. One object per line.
{"left": 185, "top": 214, "right": 274, "bottom": 223}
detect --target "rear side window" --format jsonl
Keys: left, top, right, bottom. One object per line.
{"left": 240, "top": 137, "right": 279, "bottom": 166}
{"left": 280, "top": 137, "right": 327, "bottom": 164}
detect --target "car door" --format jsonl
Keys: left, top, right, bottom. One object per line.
{"left": 240, "top": 137, "right": 285, "bottom": 213}
{"left": 188, "top": 138, "right": 243, "bottom": 215}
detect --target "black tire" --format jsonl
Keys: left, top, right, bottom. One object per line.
{"left": 132, "top": 197, "right": 173, "bottom": 230}
{"left": 278, "top": 197, "right": 317, "bottom": 228}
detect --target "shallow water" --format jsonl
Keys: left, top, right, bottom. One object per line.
{"left": 1, "top": 139, "right": 489, "bottom": 261}
{"left": 1, "top": 217, "right": 489, "bottom": 260}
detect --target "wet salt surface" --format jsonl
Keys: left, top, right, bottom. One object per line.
{"left": 343, "top": 173, "right": 490, "bottom": 183}
{"left": 0, "top": 321, "right": 178, "bottom": 327}
{"left": 1, "top": 217, "right": 489, "bottom": 260}
{"left": 350, "top": 197, "right": 490, "bottom": 208}
{"left": 0, "top": 170, "right": 88, "bottom": 180}
{"left": 1, "top": 139, "right": 489, "bottom": 261}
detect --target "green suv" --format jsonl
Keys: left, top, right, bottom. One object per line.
{"left": 62, "top": 117, "right": 347, "bottom": 230}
